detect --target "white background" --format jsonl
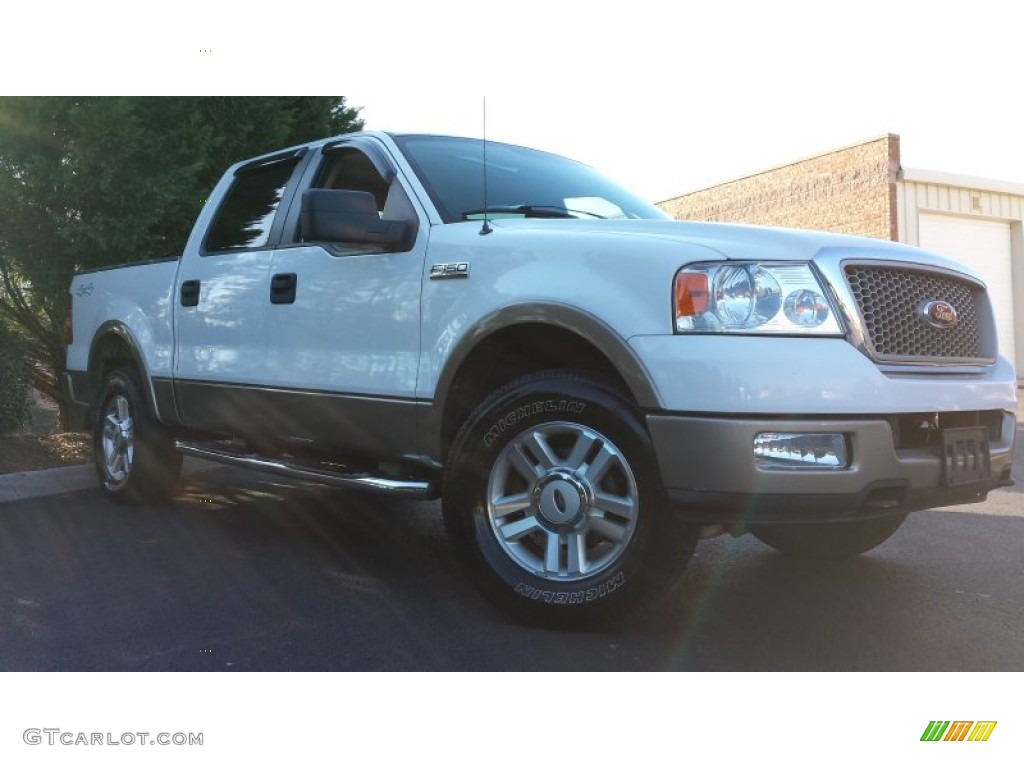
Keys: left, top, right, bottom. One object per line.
{"left": 1, "top": 674, "right": 1019, "bottom": 765}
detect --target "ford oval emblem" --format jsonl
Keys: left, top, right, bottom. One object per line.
{"left": 918, "top": 300, "right": 958, "bottom": 330}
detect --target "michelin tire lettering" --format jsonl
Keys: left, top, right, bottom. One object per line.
{"left": 483, "top": 400, "right": 587, "bottom": 447}
{"left": 514, "top": 572, "right": 626, "bottom": 603}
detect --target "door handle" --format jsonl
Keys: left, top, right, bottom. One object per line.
{"left": 270, "top": 272, "right": 297, "bottom": 305}
{"left": 180, "top": 279, "right": 200, "bottom": 307}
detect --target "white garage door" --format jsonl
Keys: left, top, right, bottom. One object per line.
{"left": 918, "top": 213, "right": 1015, "bottom": 371}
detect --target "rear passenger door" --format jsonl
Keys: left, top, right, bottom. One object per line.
{"left": 173, "top": 151, "right": 307, "bottom": 433}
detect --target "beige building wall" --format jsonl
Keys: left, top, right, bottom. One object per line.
{"left": 658, "top": 135, "right": 901, "bottom": 241}
{"left": 896, "top": 170, "right": 1024, "bottom": 243}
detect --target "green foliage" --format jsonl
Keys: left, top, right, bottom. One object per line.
{"left": 0, "top": 97, "right": 363, "bottom": 428}
{"left": 0, "top": 321, "right": 30, "bottom": 434}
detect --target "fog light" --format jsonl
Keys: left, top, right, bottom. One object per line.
{"left": 753, "top": 432, "right": 848, "bottom": 470}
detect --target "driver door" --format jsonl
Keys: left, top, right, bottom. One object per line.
{"left": 262, "top": 140, "right": 427, "bottom": 459}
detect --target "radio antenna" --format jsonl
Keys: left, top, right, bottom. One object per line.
{"left": 480, "top": 95, "right": 492, "bottom": 236}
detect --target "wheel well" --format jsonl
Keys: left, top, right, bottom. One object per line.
{"left": 89, "top": 334, "right": 139, "bottom": 400}
{"left": 441, "top": 323, "right": 634, "bottom": 463}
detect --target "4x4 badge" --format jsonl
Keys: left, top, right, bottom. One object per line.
{"left": 918, "top": 300, "right": 958, "bottom": 329}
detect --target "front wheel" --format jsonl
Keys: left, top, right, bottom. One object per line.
{"left": 443, "top": 372, "right": 698, "bottom": 627}
{"left": 751, "top": 513, "right": 908, "bottom": 560}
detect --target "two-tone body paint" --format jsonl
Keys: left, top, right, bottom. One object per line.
{"left": 66, "top": 131, "right": 1019, "bottom": 471}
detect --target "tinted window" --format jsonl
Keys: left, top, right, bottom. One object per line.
{"left": 314, "top": 148, "right": 390, "bottom": 210}
{"left": 393, "top": 135, "right": 667, "bottom": 223}
{"left": 205, "top": 158, "right": 299, "bottom": 251}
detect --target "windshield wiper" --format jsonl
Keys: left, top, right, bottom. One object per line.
{"left": 461, "top": 205, "right": 605, "bottom": 220}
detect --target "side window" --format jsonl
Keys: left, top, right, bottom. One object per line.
{"left": 300, "top": 146, "right": 419, "bottom": 250}
{"left": 313, "top": 148, "right": 389, "bottom": 210}
{"left": 205, "top": 158, "right": 299, "bottom": 252}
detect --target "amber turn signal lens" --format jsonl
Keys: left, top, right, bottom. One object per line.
{"left": 675, "top": 273, "right": 708, "bottom": 317}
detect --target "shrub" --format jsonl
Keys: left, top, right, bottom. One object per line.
{"left": 0, "top": 322, "right": 30, "bottom": 434}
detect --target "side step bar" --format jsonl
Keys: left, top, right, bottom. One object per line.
{"left": 175, "top": 441, "right": 435, "bottom": 499}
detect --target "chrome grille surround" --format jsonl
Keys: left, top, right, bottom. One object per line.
{"left": 843, "top": 264, "right": 995, "bottom": 365}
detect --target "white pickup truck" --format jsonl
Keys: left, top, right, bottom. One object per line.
{"left": 65, "top": 132, "right": 1018, "bottom": 626}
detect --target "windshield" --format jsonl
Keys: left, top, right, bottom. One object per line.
{"left": 392, "top": 135, "right": 669, "bottom": 223}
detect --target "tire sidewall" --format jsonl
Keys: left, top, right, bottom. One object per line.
{"left": 445, "top": 375, "right": 690, "bottom": 623}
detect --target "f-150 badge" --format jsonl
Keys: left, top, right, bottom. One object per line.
{"left": 430, "top": 262, "right": 470, "bottom": 280}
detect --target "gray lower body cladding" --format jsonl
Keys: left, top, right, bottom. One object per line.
{"left": 647, "top": 411, "right": 1015, "bottom": 525}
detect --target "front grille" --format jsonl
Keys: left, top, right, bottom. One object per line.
{"left": 844, "top": 265, "right": 992, "bottom": 363}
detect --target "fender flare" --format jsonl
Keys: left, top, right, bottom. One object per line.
{"left": 426, "top": 303, "right": 663, "bottom": 462}
{"left": 87, "top": 321, "right": 164, "bottom": 421}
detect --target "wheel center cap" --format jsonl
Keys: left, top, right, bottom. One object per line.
{"left": 534, "top": 471, "right": 587, "bottom": 526}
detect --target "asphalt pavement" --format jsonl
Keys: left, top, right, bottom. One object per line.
{"left": 0, "top": 466, "right": 1021, "bottom": 671}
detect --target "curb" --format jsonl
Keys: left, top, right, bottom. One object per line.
{"left": 0, "top": 458, "right": 220, "bottom": 505}
{"left": 0, "top": 464, "right": 97, "bottom": 504}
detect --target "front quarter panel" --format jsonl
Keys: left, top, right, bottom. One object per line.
{"left": 417, "top": 220, "right": 726, "bottom": 405}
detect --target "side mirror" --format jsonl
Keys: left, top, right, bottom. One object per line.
{"left": 300, "top": 189, "right": 411, "bottom": 249}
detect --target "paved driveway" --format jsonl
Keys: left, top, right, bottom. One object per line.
{"left": 0, "top": 436, "right": 1020, "bottom": 671}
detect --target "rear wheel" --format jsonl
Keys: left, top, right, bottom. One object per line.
{"left": 752, "top": 513, "right": 908, "bottom": 559}
{"left": 93, "top": 367, "right": 182, "bottom": 504}
{"left": 443, "top": 371, "right": 698, "bottom": 627}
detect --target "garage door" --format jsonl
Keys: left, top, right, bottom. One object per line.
{"left": 918, "top": 213, "right": 1015, "bottom": 372}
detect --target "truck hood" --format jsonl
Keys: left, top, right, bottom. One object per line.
{"left": 484, "top": 217, "right": 976, "bottom": 275}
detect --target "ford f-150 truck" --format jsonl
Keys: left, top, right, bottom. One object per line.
{"left": 65, "top": 132, "right": 1018, "bottom": 625}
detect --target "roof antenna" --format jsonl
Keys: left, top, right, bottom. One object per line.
{"left": 479, "top": 95, "right": 492, "bottom": 236}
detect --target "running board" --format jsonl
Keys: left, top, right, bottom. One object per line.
{"left": 175, "top": 441, "right": 434, "bottom": 499}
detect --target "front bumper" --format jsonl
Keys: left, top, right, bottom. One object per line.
{"left": 647, "top": 410, "right": 1016, "bottom": 525}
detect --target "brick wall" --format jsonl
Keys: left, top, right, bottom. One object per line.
{"left": 658, "top": 135, "right": 901, "bottom": 241}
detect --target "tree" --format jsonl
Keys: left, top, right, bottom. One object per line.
{"left": 0, "top": 319, "right": 30, "bottom": 434}
{"left": 0, "top": 97, "right": 363, "bottom": 430}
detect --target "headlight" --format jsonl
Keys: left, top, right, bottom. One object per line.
{"left": 674, "top": 262, "right": 843, "bottom": 335}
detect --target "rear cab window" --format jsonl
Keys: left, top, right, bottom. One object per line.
{"left": 204, "top": 156, "right": 302, "bottom": 253}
